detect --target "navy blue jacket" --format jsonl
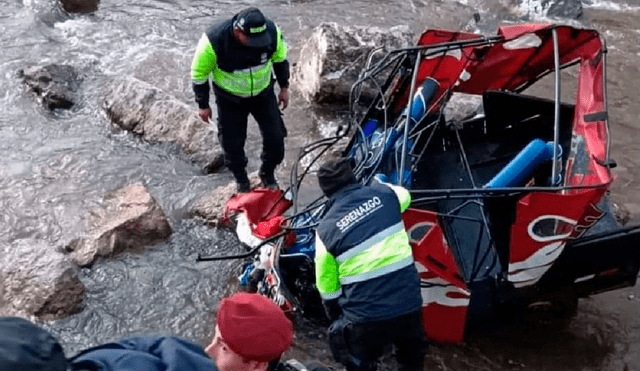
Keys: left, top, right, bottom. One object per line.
{"left": 69, "top": 336, "right": 217, "bottom": 371}
{"left": 314, "top": 181, "right": 422, "bottom": 323}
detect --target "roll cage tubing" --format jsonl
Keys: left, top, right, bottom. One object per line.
{"left": 198, "top": 27, "right": 614, "bottom": 262}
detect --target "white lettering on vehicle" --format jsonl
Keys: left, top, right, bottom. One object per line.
{"left": 336, "top": 197, "right": 383, "bottom": 232}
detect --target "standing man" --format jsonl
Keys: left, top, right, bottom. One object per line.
{"left": 191, "top": 7, "right": 290, "bottom": 193}
{"left": 314, "top": 158, "right": 426, "bottom": 371}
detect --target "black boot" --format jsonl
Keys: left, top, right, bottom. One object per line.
{"left": 234, "top": 171, "right": 251, "bottom": 193}
{"left": 259, "top": 168, "right": 278, "bottom": 189}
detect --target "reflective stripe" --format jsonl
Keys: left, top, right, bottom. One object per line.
{"left": 338, "top": 230, "right": 413, "bottom": 280}
{"left": 212, "top": 61, "right": 273, "bottom": 97}
{"left": 235, "top": 62, "right": 269, "bottom": 73}
{"left": 250, "top": 25, "right": 267, "bottom": 33}
{"left": 336, "top": 222, "right": 405, "bottom": 264}
{"left": 340, "top": 256, "right": 414, "bottom": 285}
{"left": 320, "top": 287, "right": 343, "bottom": 300}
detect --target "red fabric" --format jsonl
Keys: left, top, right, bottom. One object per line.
{"left": 217, "top": 292, "right": 293, "bottom": 362}
{"left": 253, "top": 215, "right": 285, "bottom": 239}
{"left": 223, "top": 189, "right": 292, "bottom": 229}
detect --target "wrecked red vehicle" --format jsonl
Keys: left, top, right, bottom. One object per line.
{"left": 206, "top": 23, "right": 640, "bottom": 344}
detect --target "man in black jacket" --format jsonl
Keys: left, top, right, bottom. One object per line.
{"left": 314, "top": 158, "right": 426, "bottom": 371}
{"left": 191, "top": 7, "right": 290, "bottom": 193}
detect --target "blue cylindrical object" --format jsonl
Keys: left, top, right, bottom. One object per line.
{"left": 409, "top": 77, "right": 439, "bottom": 126}
{"left": 484, "top": 139, "right": 555, "bottom": 188}
{"left": 547, "top": 141, "right": 563, "bottom": 185}
{"left": 363, "top": 118, "right": 378, "bottom": 137}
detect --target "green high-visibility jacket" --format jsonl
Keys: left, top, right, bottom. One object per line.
{"left": 191, "top": 17, "right": 289, "bottom": 109}
{"left": 314, "top": 180, "right": 422, "bottom": 323}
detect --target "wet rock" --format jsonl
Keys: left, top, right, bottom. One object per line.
{"left": 518, "top": 0, "right": 582, "bottom": 20}
{"left": 101, "top": 75, "right": 225, "bottom": 173}
{"left": 546, "top": 0, "right": 582, "bottom": 19}
{"left": 0, "top": 240, "right": 85, "bottom": 320}
{"left": 293, "top": 23, "right": 414, "bottom": 105}
{"left": 67, "top": 182, "right": 173, "bottom": 266}
{"left": 191, "top": 173, "right": 262, "bottom": 227}
{"left": 58, "top": 0, "right": 100, "bottom": 13}
{"left": 444, "top": 93, "right": 484, "bottom": 123}
{"left": 613, "top": 202, "right": 631, "bottom": 225}
{"left": 19, "top": 64, "right": 81, "bottom": 110}
{"left": 132, "top": 50, "right": 193, "bottom": 103}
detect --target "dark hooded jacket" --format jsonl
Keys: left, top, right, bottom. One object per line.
{"left": 0, "top": 318, "right": 216, "bottom": 371}
{"left": 69, "top": 336, "right": 217, "bottom": 371}
{"left": 0, "top": 317, "right": 68, "bottom": 371}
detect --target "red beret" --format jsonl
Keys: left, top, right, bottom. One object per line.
{"left": 217, "top": 292, "right": 293, "bottom": 362}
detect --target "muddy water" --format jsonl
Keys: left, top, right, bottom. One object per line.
{"left": 0, "top": 0, "right": 638, "bottom": 370}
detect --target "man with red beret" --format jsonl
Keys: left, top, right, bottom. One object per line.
{"left": 204, "top": 292, "right": 294, "bottom": 371}
{"left": 2, "top": 294, "right": 329, "bottom": 371}
{"left": 68, "top": 292, "right": 329, "bottom": 371}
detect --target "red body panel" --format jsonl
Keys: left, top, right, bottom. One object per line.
{"left": 412, "top": 24, "right": 613, "bottom": 290}
{"left": 403, "top": 208, "right": 469, "bottom": 344}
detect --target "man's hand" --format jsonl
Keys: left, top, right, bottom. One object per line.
{"left": 199, "top": 108, "right": 212, "bottom": 122}
{"left": 278, "top": 87, "right": 289, "bottom": 110}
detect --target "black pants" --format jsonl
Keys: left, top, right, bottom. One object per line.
{"left": 336, "top": 310, "right": 426, "bottom": 371}
{"left": 214, "top": 85, "right": 287, "bottom": 179}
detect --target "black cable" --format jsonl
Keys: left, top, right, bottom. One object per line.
{"left": 196, "top": 231, "right": 288, "bottom": 262}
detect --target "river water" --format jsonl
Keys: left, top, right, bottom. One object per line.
{"left": 1, "top": 0, "right": 639, "bottom": 369}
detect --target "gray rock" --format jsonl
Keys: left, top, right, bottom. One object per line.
{"left": 19, "top": 64, "right": 81, "bottom": 110}
{"left": 0, "top": 240, "right": 84, "bottom": 320}
{"left": 293, "top": 23, "right": 414, "bottom": 105}
{"left": 546, "top": 0, "right": 583, "bottom": 19}
{"left": 132, "top": 50, "right": 193, "bottom": 103}
{"left": 191, "top": 173, "right": 262, "bottom": 227}
{"left": 101, "top": 75, "right": 224, "bottom": 173}
{"left": 518, "top": 0, "right": 583, "bottom": 20}
{"left": 67, "top": 182, "right": 173, "bottom": 266}
{"left": 58, "top": 0, "right": 100, "bottom": 13}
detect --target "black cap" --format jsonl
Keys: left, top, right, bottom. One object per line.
{"left": 317, "top": 157, "right": 356, "bottom": 196}
{"left": 233, "top": 7, "right": 272, "bottom": 48}
{"left": 0, "top": 317, "right": 68, "bottom": 371}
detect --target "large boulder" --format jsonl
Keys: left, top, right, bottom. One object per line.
{"left": 293, "top": 23, "right": 414, "bottom": 105}
{"left": 101, "top": 75, "right": 225, "bottom": 173}
{"left": 0, "top": 240, "right": 84, "bottom": 320}
{"left": 67, "top": 183, "right": 173, "bottom": 266}
{"left": 19, "top": 64, "right": 81, "bottom": 110}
